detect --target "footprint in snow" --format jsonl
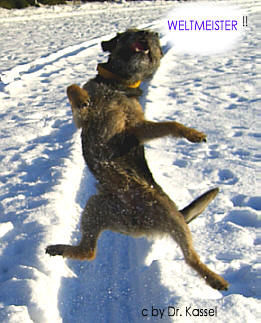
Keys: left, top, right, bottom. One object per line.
{"left": 226, "top": 209, "right": 260, "bottom": 228}
{"left": 208, "top": 144, "right": 221, "bottom": 159}
{"left": 232, "top": 148, "right": 251, "bottom": 160}
{"left": 173, "top": 159, "right": 188, "bottom": 168}
{"left": 248, "top": 132, "right": 261, "bottom": 140}
{"left": 226, "top": 103, "right": 238, "bottom": 110}
{"left": 232, "top": 195, "right": 261, "bottom": 211}
{"left": 228, "top": 92, "right": 238, "bottom": 99}
{"left": 218, "top": 169, "right": 238, "bottom": 185}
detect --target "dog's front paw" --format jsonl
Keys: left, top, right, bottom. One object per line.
{"left": 185, "top": 129, "right": 207, "bottom": 143}
{"left": 46, "top": 244, "right": 66, "bottom": 257}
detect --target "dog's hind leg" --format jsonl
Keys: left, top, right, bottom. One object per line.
{"left": 45, "top": 238, "right": 97, "bottom": 261}
{"left": 180, "top": 188, "right": 219, "bottom": 224}
{"left": 46, "top": 195, "right": 106, "bottom": 261}
{"left": 166, "top": 211, "right": 229, "bottom": 290}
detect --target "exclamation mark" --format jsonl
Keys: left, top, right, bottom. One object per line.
{"left": 243, "top": 16, "right": 248, "bottom": 27}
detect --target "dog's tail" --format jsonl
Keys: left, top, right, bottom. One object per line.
{"left": 180, "top": 188, "right": 219, "bottom": 224}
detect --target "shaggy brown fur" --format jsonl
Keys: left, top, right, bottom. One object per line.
{"left": 46, "top": 29, "right": 228, "bottom": 291}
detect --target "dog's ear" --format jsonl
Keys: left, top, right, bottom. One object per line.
{"left": 101, "top": 33, "right": 120, "bottom": 52}
{"left": 153, "top": 32, "right": 163, "bottom": 58}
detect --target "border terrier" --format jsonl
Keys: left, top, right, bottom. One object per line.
{"left": 46, "top": 29, "right": 228, "bottom": 291}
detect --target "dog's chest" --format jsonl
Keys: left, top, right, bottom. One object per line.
{"left": 88, "top": 96, "right": 143, "bottom": 136}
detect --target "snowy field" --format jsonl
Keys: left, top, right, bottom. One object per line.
{"left": 0, "top": 1, "right": 260, "bottom": 322}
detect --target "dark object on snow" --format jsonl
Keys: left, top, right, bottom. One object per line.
{"left": 0, "top": 0, "right": 66, "bottom": 9}
{"left": 46, "top": 29, "right": 228, "bottom": 291}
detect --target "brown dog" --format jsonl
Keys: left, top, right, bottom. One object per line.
{"left": 46, "top": 29, "right": 228, "bottom": 291}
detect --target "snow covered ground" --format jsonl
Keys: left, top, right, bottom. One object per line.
{"left": 0, "top": 1, "right": 260, "bottom": 322}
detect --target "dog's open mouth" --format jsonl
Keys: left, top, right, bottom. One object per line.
{"left": 131, "top": 41, "right": 149, "bottom": 54}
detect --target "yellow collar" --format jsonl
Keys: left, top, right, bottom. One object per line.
{"left": 97, "top": 65, "right": 141, "bottom": 89}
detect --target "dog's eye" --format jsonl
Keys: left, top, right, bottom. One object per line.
{"left": 80, "top": 101, "right": 90, "bottom": 109}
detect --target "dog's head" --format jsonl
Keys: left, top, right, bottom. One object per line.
{"left": 99, "top": 29, "right": 163, "bottom": 85}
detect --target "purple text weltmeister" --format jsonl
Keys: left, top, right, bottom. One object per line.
{"left": 168, "top": 19, "right": 238, "bottom": 31}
